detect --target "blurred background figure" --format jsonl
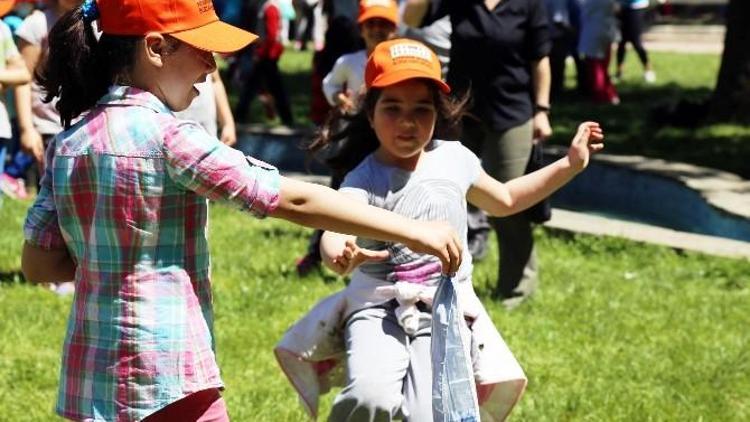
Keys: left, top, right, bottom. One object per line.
{"left": 175, "top": 67, "right": 238, "bottom": 147}
{"left": 615, "top": 0, "right": 656, "bottom": 83}
{"left": 234, "top": 0, "right": 295, "bottom": 126}
{"left": 579, "top": 0, "right": 620, "bottom": 104}
{"left": 544, "top": 0, "right": 584, "bottom": 100}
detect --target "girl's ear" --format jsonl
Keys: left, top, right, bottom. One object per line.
{"left": 143, "top": 33, "right": 168, "bottom": 68}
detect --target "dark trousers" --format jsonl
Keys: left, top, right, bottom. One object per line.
{"left": 234, "top": 57, "right": 295, "bottom": 125}
{"left": 617, "top": 8, "right": 649, "bottom": 68}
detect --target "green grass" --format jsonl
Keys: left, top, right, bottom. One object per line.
{"left": 1, "top": 198, "right": 748, "bottom": 420}
{"left": 549, "top": 51, "right": 750, "bottom": 179}
{"left": 238, "top": 49, "right": 750, "bottom": 178}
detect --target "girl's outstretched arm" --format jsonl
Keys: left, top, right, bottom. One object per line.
{"left": 467, "top": 122, "right": 604, "bottom": 217}
{"left": 271, "top": 176, "right": 462, "bottom": 274}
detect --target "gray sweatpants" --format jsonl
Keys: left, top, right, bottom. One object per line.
{"left": 329, "top": 305, "right": 433, "bottom": 422}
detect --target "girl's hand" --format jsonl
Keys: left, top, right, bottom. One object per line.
{"left": 403, "top": 221, "right": 463, "bottom": 275}
{"left": 331, "top": 239, "right": 390, "bottom": 275}
{"left": 336, "top": 90, "right": 355, "bottom": 114}
{"left": 568, "top": 121, "right": 605, "bottom": 172}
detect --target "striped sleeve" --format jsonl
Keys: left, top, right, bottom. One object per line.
{"left": 162, "top": 120, "right": 280, "bottom": 217}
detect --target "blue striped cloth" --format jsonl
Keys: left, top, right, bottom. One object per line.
{"left": 431, "top": 275, "right": 480, "bottom": 422}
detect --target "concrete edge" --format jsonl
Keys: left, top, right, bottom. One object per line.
{"left": 544, "top": 208, "right": 750, "bottom": 260}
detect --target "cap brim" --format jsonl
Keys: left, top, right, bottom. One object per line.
{"left": 357, "top": 10, "right": 398, "bottom": 26}
{"left": 371, "top": 69, "right": 451, "bottom": 94}
{"left": 170, "top": 20, "right": 258, "bottom": 53}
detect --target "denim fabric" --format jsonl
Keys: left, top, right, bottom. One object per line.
{"left": 431, "top": 275, "right": 479, "bottom": 422}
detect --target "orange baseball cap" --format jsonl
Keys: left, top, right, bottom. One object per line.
{"left": 97, "top": 0, "right": 258, "bottom": 53}
{"left": 357, "top": 0, "right": 399, "bottom": 26}
{"left": 0, "top": 0, "right": 15, "bottom": 18}
{"left": 365, "top": 39, "right": 450, "bottom": 93}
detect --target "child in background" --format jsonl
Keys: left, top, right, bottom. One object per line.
{"left": 295, "top": 0, "right": 398, "bottom": 275}
{"left": 22, "top": 2, "right": 462, "bottom": 421}
{"left": 322, "top": 0, "right": 398, "bottom": 114}
{"left": 276, "top": 39, "right": 604, "bottom": 421}
{"left": 0, "top": 0, "right": 31, "bottom": 201}
{"left": 176, "top": 68, "right": 238, "bottom": 146}
{"left": 14, "top": 0, "right": 81, "bottom": 172}
{"left": 234, "top": 0, "right": 295, "bottom": 126}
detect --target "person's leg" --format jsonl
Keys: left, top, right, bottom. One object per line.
{"left": 615, "top": 12, "right": 628, "bottom": 77}
{"left": 265, "top": 59, "right": 295, "bottom": 125}
{"left": 629, "top": 8, "right": 654, "bottom": 82}
{"left": 143, "top": 388, "right": 228, "bottom": 422}
{"left": 233, "top": 56, "right": 263, "bottom": 123}
{"left": 330, "top": 306, "right": 410, "bottom": 422}
{"left": 401, "top": 312, "right": 433, "bottom": 422}
{"left": 461, "top": 120, "right": 491, "bottom": 261}
{"left": 481, "top": 120, "right": 538, "bottom": 302}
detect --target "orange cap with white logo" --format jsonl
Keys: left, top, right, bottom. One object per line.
{"left": 365, "top": 39, "right": 450, "bottom": 93}
{"left": 358, "top": 0, "right": 399, "bottom": 26}
{"left": 96, "top": 0, "right": 258, "bottom": 53}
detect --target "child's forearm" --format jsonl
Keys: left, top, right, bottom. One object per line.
{"left": 272, "top": 177, "right": 420, "bottom": 245}
{"left": 502, "top": 156, "right": 578, "bottom": 213}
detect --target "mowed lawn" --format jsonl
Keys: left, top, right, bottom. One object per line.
{"left": 0, "top": 197, "right": 748, "bottom": 420}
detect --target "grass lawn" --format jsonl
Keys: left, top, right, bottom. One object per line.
{"left": 237, "top": 49, "right": 750, "bottom": 179}
{"left": 1, "top": 198, "right": 748, "bottom": 420}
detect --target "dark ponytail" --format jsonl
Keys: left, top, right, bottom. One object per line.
{"left": 36, "top": 7, "right": 141, "bottom": 129}
{"left": 308, "top": 84, "right": 471, "bottom": 174}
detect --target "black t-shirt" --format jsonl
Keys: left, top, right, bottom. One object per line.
{"left": 424, "top": 0, "right": 550, "bottom": 132}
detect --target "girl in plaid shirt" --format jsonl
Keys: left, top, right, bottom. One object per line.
{"left": 20, "top": 1, "right": 462, "bottom": 421}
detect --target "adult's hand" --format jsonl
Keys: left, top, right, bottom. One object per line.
{"left": 533, "top": 111, "right": 553, "bottom": 141}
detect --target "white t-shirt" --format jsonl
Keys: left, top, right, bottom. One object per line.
{"left": 0, "top": 21, "right": 20, "bottom": 139}
{"left": 175, "top": 76, "right": 217, "bottom": 137}
{"left": 340, "top": 140, "right": 482, "bottom": 287}
{"left": 322, "top": 49, "right": 367, "bottom": 108}
{"left": 16, "top": 9, "right": 63, "bottom": 135}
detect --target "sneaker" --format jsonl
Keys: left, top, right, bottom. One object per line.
{"left": 296, "top": 252, "right": 321, "bottom": 276}
{"left": 644, "top": 70, "right": 656, "bottom": 84}
{"left": 0, "top": 173, "right": 29, "bottom": 200}
{"left": 54, "top": 281, "right": 76, "bottom": 296}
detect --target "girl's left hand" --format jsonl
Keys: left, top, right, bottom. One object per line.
{"left": 331, "top": 239, "right": 390, "bottom": 275}
{"left": 568, "top": 121, "right": 605, "bottom": 171}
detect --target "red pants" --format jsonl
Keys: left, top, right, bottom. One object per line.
{"left": 144, "top": 389, "right": 229, "bottom": 422}
{"left": 584, "top": 50, "right": 619, "bottom": 104}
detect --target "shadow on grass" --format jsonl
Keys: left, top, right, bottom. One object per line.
{"left": 549, "top": 82, "right": 750, "bottom": 178}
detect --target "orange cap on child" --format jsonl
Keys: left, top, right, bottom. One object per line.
{"left": 365, "top": 39, "right": 451, "bottom": 93}
{"left": 357, "top": 0, "right": 399, "bottom": 26}
{"left": 96, "top": 0, "right": 258, "bottom": 53}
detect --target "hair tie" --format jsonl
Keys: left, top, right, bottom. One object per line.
{"left": 81, "top": 0, "right": 100, "bottom": 23}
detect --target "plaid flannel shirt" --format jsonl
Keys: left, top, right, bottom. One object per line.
{"left": 24, "top": 86, "right": 280, "bottom": 421}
